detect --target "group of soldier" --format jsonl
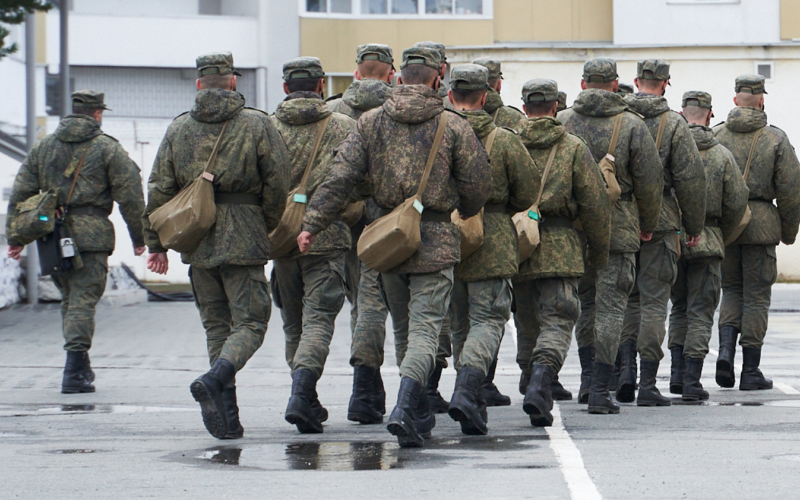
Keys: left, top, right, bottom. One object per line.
{"left": 6, "top": 38, "right": 800, "bottom": 449}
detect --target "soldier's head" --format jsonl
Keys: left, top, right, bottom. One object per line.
{"left": 522, "top": 79, "right": 559, "bottom": 118}
{"left": 447, "top": 64, "right": 489, "bottom": 111}
{"left": 413, "top": 41, "right": 447, "bottom": 79}
{"left": 634, "top": 59, "right": 671, "bottom": 96}
{"left": 682, "top": 91, "right": 714, "bottom": 127}
{"left": 398, "top": 46, "right": 442, "bottom": 90}
{"left": 71, "top": 90, "right": 110, "bottom": 124}
{"left": 195, "top": 52, "right": 240, "bottom": 91}
{"left": 733, "top": 74, "right": 767, "bottom": 109}
{"left": 581, "top": 58, "right": 619, "bottom": 92}
{"left": 355, "top": 44, "right": 395, "bottom": 84}
{"left": 617, "top": 83, "right": 634, "bottom": 95}
{"left": 472, "top": 57, "right": 503, "bottom": 92}
{"left": 557, "top": 91, "right": 567, "bottom": 112}
{"left": 282, "top": 57, "right": 326, "bottom": 96}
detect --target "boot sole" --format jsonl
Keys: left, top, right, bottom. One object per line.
{"left": 190, "top": 380, "right": 228, "bottom": 439}
{"left": 588, "top": 405, "right": 620, "bottom": 415}
{"left": 636, "top": 400, "right": 672, "bottom": 407}
{"left": 285, "top": 397, "right": 324, "bottom": 434}
{"left": 483, "top": 396, "right": 511, "bottom": 407}
{"left": 616, "top": 383, "right": 636, "bottom": 403}
{"left": 347, "top": 411, "right": 383, "bottom": 425}
{"left": 715, "top": 360, "right": 735, "bottom": 388}
{"left": 387, "top": 421, "right": 424, "bottom": 448}
{"left": 61, "top": 386, "right": 95, "bottom": 394}
{"left": 448, "top": 406, "right": 488, "bottom": 436}
{"left": 222, "top": 427, "right": 244, "bottom": 439}
{"left": 552, "top": 391, "right": 573, "bottom": 401}
{"left": 681, "top": 394, "right": 709, "bottom": 401}
{"left": 522, "top": 400, "right": 554, "bottom": 427}
{"left": 739, "top": 384, "right": 773, "bottom": 391}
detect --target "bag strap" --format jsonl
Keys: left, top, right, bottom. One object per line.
{"left": 201, "top": 120, "right": 229, "bottom": 181}
{"left": 534, "top": 141, "right": 560, "bottom": 208}
{"left": 492, "top": 108, "right": 500, "bottom": 121}
{"left": 65, "top": 147, "right": 90, "bottom": 208}
{"left": 485, "top": 128, "right": 499, "bottom": 156}
{"left": 417, "top": 111, "right": 449, "bottom": 198}
{"left": 298, "top": 115, "right": 332, "bottom": 191}
{"left": 655, "top": 111, "right": 669, "bottom": 150}
{"left": 605, "top": 113, "right": 624, "bottom": 161}
{"left": 743, "top": 127, "right": 763, "bottom": 182}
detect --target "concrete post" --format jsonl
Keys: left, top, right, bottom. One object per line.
{"left": 25, "top": 14, "right": 39, "bottom": 305}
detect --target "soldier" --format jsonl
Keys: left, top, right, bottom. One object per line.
{"left": 414, "top": 41, "right": 451, "bottom": 105}
{"left": 515, "top": 79, "right": 610, "bottom": 426}
{"left": 298, "top": 46, "right": 490, "bottom": 447}
{"left": 270, "top": 57, "right": 357, "bottom": 434}
{"left": 559, "top": 58, "right": 663, "bottom": 415}
{"left": 557, "top": 91, "right": 568, "bottom": 113}
{"left": 669, "top": 91, "right": 749, "bottom": 400}
{"left": 445, "top": 64, "right": 537, "bottom": 434}
{"left": 473, "top": 57, "right": 526, "bottom": 131}
{"left": 144, "top": 52, "right": 290, "bottom": 439}
{"left": 6, "top": 90, "right": 146, "bottom": 394}
{"left": 617, "top": 83, "right": 634, "bottom": 96}
{"left": 619, "top": 59, "right": 706, "bottom": 406}
{"left": 714, "top": 75, "right": 800, "bottom": 390}
{"left": 328, "top": 44, "right": 395, "bottom": 120}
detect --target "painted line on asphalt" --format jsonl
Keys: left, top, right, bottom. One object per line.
{"left": 546, "top": 404, "right": 603, "bottom": 500}
{"left": 774, "top": 382, "right": 800, "bottom": 395}
{"left": 708, "top": 348, "right": 719, "bottom": 357}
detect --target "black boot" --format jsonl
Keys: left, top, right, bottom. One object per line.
{"left": 523, "top": 364, "right": 555, "bottom": 427}
{"left": 221, "top": 384, "right": 244, "bottom": 439}
{"left": 448, "top": 367, "right": 488, "bottom": 435}
{"left": 374, "top": 368, "right": 386, "bottom": 415}
{"left": 285, "top": 369, "right": 324, "bottom": 434}
{"left": 415, "top": 389, "right": 437, "bottom": 437}
{"left": 426, "top": 365, "right": 450, "bottom": 414}
{"left": 387, "top": 377, "right": 425, "bottom": 448}
{"left": 587, "top": 361, "right": 620, "bottom": 415}
{"left": 740, "top": 347, "right": 773, "bottom": 391}
{"left": 482, "top": 358, "right": 511, "bottom": 406}
{"left": 550, "top": 374, "right": 573, "bottom": 401}
{"left": 310, "top": 399, "right": 328, "bottom": 423}
{"left": 61, "top": 351, "right": 95, "bottom": 394}
{"left": 716, "top": 326, "right": 738, "bottom": 388}
{"left": 348, "top": 366, "right": 383, "bottom": 424}
{"left": 83, "top": 351, "right": 95, "bottom": 384}
{"left": 609, "top": 349, "right": 621, "bottom": 391}
{"left": 637, "top": 359, "right": 671, "bottom": 407}
{"left": 519, "top": 370, "right": 531, "bottom": 396}
{"left": 190, "top": 359, "right": 236, "bottom": 439}
{"left": 682, "top": 357, "right": 709, "bottom": 401}
{"left": 578, "top": 346, "right": 595, "bottom": 404}
{"left": 616, "top": 341, "right": 637, "bottom": 403}
{"left": 669, "top": 346, "right": 685, "bottom": 395}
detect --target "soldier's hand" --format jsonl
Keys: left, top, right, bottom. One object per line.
{"left": 639, "top": 231, "right": 653, "bottom": 242}
{"left": 297, "top": 231, "right": 317, "bottom": 254}
{"left": 147, "top": 252, "right": 169, "bottom": 275}
{"left": 134, "top": 246, "right": 146, "bottom": 256}
{"left": 686, "top": 235, "right": 702, "bottom": 248}
{"left": 7, "top": 246, "right": 22, "bottom": 261}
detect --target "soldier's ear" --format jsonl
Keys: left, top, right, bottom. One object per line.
{"left": 580, "top": 79, "right": 588, "bottom": 91}
{"left": 480, "top": 92, "right": 487, "bottom": 108}
{"left": 196, "top": 79, "right": 203, "bottom": 91}
{"left": 354, "top": 69, "right": 361, "bottom": 81}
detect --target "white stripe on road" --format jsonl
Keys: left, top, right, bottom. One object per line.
{"left": 506, "top": 320, "right": 517, "bottom": 347}
{"left": 774, "top": 382, "right": 800, "bottom": 395}
{"left": 546, "top": 404, "right": 603, "bottom": 500}
{"left": 708, "top": 348, "right": 718, "bottom": 357}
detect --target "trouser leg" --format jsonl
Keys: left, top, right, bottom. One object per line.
{"left": 531, "top": 277, "right": 579, "bottom": 372}
{"left": 350, "top": 262, "right": 388, "bottom": 370}
{"left": 436, "top": 310, "right": 452, "bottom": 368}
{"left": 345, "top": 245, "right": 360, "bottom": 335}
{"left": 619, "top": 250, "right": 641, "bottom": 347}
{"left": 739, "top": 245, "right": 777, "bottom": 349}
{"left": 575, "top": 243, "right": 596, "bottom": 348}
{"left": 450, "top": 279, "right": 469, "bottom": 366}
{"left": 513, "top": 280, "right": 540, "bottom": 372}
{"left": 457, "top": 279, "right": 512, "bottom": 376}
{"left": 683, "top": 258, "right": 722, "bottom": 360}
{"left": 668, "top": 256, "right": 689, "bottom": 351}
{"left": 718, "top": 243, "right": 743, "bottom": 332}
{"left": 274, "top": 257, "right": 304, "bottom": 368}
{"left": 383, "top": 273, "right": 411, "bottom": 368}
{"left": 636, "top": 232, "right": 679, "bottom": 362}
{"left": 54, "top": 252, "right": 108, "bottom": 353}
{"left": 594, "top": 253, "right": 637, "bottom": 365}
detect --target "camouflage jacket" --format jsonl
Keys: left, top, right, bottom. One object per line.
{"left": 302, "top": 84, "right": 491, "bottom": 274}
{"left": 7, "top": 114, "right": 145, "bottom": 254}
{"left": 271, "top": 93, "right": 356, "bottom": 258}
{"left": 558, "top": 89, "right": 663, "bottom": 254}
{"left": 456, "top": 110, "right": 537, "bottom": 282}
{"left": 483, "top": 88, "right": 525, "bottom": 131}
{"left": 624, "top": 93, "right": 706, "bottom": 237}
{"left": 144, "top": 89, "right": 291, "bottom": 268}
{"left": 516, "top": 117, "right": 611, "bottom": 281}
{"left": 327, "top": 79, "right": 393, "bottom": 121}
{"left": 713, "top": 107, "right": 800, "bottom": 245}
{"left": 682, "top": 125, "right": 749, "bottom": 260}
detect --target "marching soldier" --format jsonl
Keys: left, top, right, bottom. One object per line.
{"left": 473, "top": 57, "right": 526, "bottom": 131}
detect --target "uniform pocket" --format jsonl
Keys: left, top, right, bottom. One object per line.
{"left": 327, "top": 257, "right": 347, "bottom": 312}
{"left": 616, "top": 254, "right": 636, "bottom": 294}
{"left": 761, "top": 246, "right": 778, "bottom": 286}
{"left": 657, "top": 236, "right": 679, "bottom": 285}
{"left": 248, "top": 267, "right": 271, "bottom": 323}
{"left": 560, "top": 278, "right": 580, "bottom": 322}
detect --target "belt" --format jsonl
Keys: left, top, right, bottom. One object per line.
{"left": 540, "top": 215, "right": 574, "bottom": 229}
{"left": 705, "top": 216, "right": 719, "bottom": 228}
{"left": 483, "top": 203, "right": 507, "bottom": 214}
{"left": 67, "top": 206, "right": 110, "bottom": 217}
{"left": 215, "top": 192, "right": 261, "bottom": 206}
{"left": 618, "top": 192, "right": 633, "bottom": 202}
{"left": 378, "top": 207, "right": 453, "bottom": 223}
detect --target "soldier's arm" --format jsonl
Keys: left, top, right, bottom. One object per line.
{"left": 452, "top": 122, "right": 491, "bottom": 218}
{"left": 629, "top": 119, "right": 664, "bottom": 233}
{"left": 774, "top": 134, "right": 800, "bottom": 244}
{"left": 143, "top": 135, "right": 179, "bottom": 253}
{"left": 669, "top": 119, "right": 706, "bottom": 237}
{"left": 107, "top": 144, "right": 146, "bottom": 248}
{"left": 720, "top": 151, "right": 749, "bottom": 240}
{"left": 6, "top": 146, "right": 42, "bottom": 247}
{"left": 574, "top": 142, "right": 611, "bottom": 270}
{"left": 258, "top": 120, "right": 291, "bottom": 232}
{"left": 503, "top": 132, "right": 538, "bottom": 213}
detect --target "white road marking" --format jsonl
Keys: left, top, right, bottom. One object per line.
{"left": 774, "top": 382, "right": 800, "bottom": 395}
{"left": 546, "top": 403, "right": 603, "bottom": 500}
{"left": 708, "top": 348, "right": 718, "bottom": 357}
{"left": 506, "top": 320, "right": 517, "bottom": 347}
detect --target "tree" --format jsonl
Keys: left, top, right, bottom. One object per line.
{"left": 0, "top": 0, "right": 52, "bottom": 59}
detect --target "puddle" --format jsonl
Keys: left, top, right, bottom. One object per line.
{"left": 50, "top": 449, "right": 102, "bottom": 454}
{"left": 673, "top": 399, "right": 800, "bottom": 408}
{"left": 0, "top": 404, "right": 193, "bottom": 417}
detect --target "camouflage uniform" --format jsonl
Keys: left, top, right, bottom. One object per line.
{"left": 472, "top": 57, "right": 525, "bottom": 131}
{"left": 557, "top": 91, "right": 568, "bottom": 113}
{"left": 617, "top": 83, "right": 634, "bottom": 96}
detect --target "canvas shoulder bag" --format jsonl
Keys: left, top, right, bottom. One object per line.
{"left": 268, "top": 115, "right": 331, "bottom": 259}
{"left": 148, "top": 121, "right": 228, "bottom": 254}
{"left": 513, "top": 140, "right": 559, "bottom": 263}
{"left": 357, "top": 111, "right": 449, "bottom": 272}
{"left": 597, "top": 113, "right": 624, "bottom": 204}
{"left": 724, "top": 127, "right": 760, "bottom": 245}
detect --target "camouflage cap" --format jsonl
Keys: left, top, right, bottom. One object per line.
{"left": 472, "top": 57, "right": 503, "bottom": 80}
{"left": 450, "top": 64, "right": 489, "bottom": 90}
{"left": 735, "top": 74, "right": 768, "bottom": 95}
{"left": 413, "top": 41, "right": 446, "bottom": 62}
{"left": 682, "top": 90, "right": 713, "bottom": 110}
{"left": 282, "top": 57, "right": 325, "bottom": 81}
{"left": 356, "top": 43, "right": 394, "bottom": 66}
{"left": 617, "top": 82, "right": 634, "bottom": 95}
{"left": 196, "top": 51, "right": 242, "bottom": 77}
{"left": 557, "top": 91, "right": 567, "bottom": 112}
{"left": 637, "top": 59, "right": 671, "bottom": 81}
{"left": 401, "top": 46, "right": 442, "bottom": 71}
{"left": 72, "top": 90, "right": 111, "bottom": 111}
{"left": 583, "top": 58, "right": 618, "bottom": 83}
{"left": 522, "top": 78, "right": 559, "bottom": 103}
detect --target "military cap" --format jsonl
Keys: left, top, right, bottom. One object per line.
{"left": 450, "top": 64, "right": 489, "bottom": 90}
{"left": 196, "top": 51, "right": 242, "bottom": 77}
{"left": 522, "top": 78, "right": 559, "bottom": 103}
{"left": 413, "top": 41, "right": 446, "bottom": 62}
{"left": 682, "top": 90, "right": 713, "bottom": 109}
{"left": 637, "top": 59, "right": 671, "bottom": 81}
{"left": 557, "top": 91, "right": 567, "bottom": 112}
{"left": 735, "top": 74, "right": 768, "bottom": 94}
{"left": 72, "top": 90, "right": 111, "bottom": 111}
{"left": 617, "top": 82, "right": 634, "bottom": 95}
{"left": 401, "top": 46, "right": 442, "bottom": 71}
{"left": 356, "top": 43, "right": 394, "bottom": 66}
{"left": 282, "top": 57, "right": 325, "bottom": 81}
{"left": 472, "top": 57, "right": 503, "bottom": 80}
{"left": 583, "top": 58, "right": 618, "bottom": 83}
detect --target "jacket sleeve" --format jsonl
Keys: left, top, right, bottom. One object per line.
{"left": 774, "top": 133, "right": 800, "bottom": 244}
{"left": 503, "top": 133, "right": 538, "bottom": 214}
{"left": 5, "top": 145, "right": 42, "bottom": 247}
{"left": 720, "top": 151, "right": 749, "bottom": 241}
{"left": 142, "top": 134, "right": 179, "bottom": 253}
{"left": 452, "top": 121, "right": 491, "bottom": 218}
{"left": 107, "top": 144, "right": 146, "bottom": 248}
{"left": 574, "top": 141, "right": 611, "bottom": 270}
{"left": 259, "top": 118, "right": 291, "bottom": 233}
{"left": 669, "top": 119, "right": 707, "bottom": 237}
{"left": 629, "top": 119, "right": 664, "bottom": 233}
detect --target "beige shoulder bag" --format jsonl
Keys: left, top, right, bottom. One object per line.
{"left": 358, "top": 111, "right": 449, "bottom": 272}
{"left": 513, "top": 141, "right": 559, "bottom": 263}
{"left": 598, "top": 114, "right": 624, "bottom": 204}
{"left": 724, "top": 128, "right": 760, "bottom": 245}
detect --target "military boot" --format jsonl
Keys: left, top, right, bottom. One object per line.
{"left": 587, "top": 361, "right": 620, "bottom": 415}
{"left": 83, "top": 351, "right": 95, "bottom": 384}
{"left": 426, "top": 365, "right": 450, "bottom": 414}
{"left": 609, "top": 349, "right": 621, "bottom": 391}
{"left": 739, "top": 347, "right": 773, "bottom": 391}
{"left": 578, "top": 346, "right": 595, "bottom": 404}
{"left": 616, "top": 341, "right": 638, "bottom": 403}
{"left": 482, "top": 358, "right": 511, "bottom": 406}
{"left": 637, "top": 359, "right": 671, "bottom": 407}
{"left": 190, "top": 359, "right": 236, "bottom": 439}
{"left": 716, "top": 326, "right": 738, "bottom": 388}
{"left": 415, "top": 389, "right": 437, "bottom": 437}
{"left": 61, "top": 351, "right": 95, "bottom": 394}
{"left": 347, "top": 366, "right": 383, "bottom": 425}
{"left": 387, "top": 377, "right": 425, "bottom": 448}
{"left": 373, "top": 368, "right": 387, "bottom": 415}
{"left": 519, "top": 370, "right": 531, "bottom": 396}
{"left": 523, "top": 364, "right": 555, "bottom": 427}
{"left": 310, "top": 399, "right": 329, "bottom": 423}
{"left": 448, "top": 367, "right": 488, "bottom": 435}
{"left": 550, "top": 374, "right": 573, "bottom": 401}
{"left": 669, "top": 346, "right": 685, "bottom": 395}
{"left": 221, "top": 384, "right": 244, "bottom": 439}
{"left": 682, "top": 357, "right": 709, "bottom": 401}
{"left": 285, "top": 369, "right": 324, "bottom": 434}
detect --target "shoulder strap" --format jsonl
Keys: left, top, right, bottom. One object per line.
{"left": 534, "top": 141, "right": 560, "bottom": 207}
{"left": 655, "top": 111, "right": 669, "bottom": 150}
{"left": 492, "top": 108, "right": 500, "bottom": 121}
{"left": 201, "top": 120, "right": 230, "bottom": 181}
{"left": 298, "top": 115, "right": 332, "bottom": 190}
{"left": 606, "top": 114, "right": 624, "bottom": 161}
{"left": 417, "top": 111, "right": 449, "bottom": 197}
{"left": 743, "top": 127, "right": 763, "bottom": 182}
{"left": 65, "top": 147, "right": 90, "bottom": 208}
{"left": 485, "top": 128, "right": 499, "bottom": 156}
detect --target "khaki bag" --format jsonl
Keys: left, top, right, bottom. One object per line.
{"left": 341, "top": 200, "right": 366, "bottom": 227}
{"left": 149, "top": 121, "right": 228, "bottom": 254}
{"left": 357, "top": 112, "right": 449, "bottom": 272}
{"left": 269, "top": 115, "right": 331, "bottom": 259}
{"left": 513, "top": 141, "right": 559, "bottom": 263}
{"left": 452, "top": 127, "right": 499, "bottom": 259}
{"left": 724, "top": 128, "right": 760, "bottom": 245}
{"left": 598, "top": 113, "right": 624, "bottom": 204}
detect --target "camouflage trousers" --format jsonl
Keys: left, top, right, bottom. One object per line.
{"left": 53, "top": 251, "right": 108, "bottom": 352}
{"left": 189, "top": 264, "right": 270, "bottom": 371}
{"left": 718, "top": 244, "right": 777, "bottom": 349}
{"left": 382, "top": 268, "right": 454, "bottom": 385}
{"left": 574, "top": 235, "right": 598, "bottom": 349}
{"left": 668, "top": 257, "right": 722, "bottom": 360}
{"left": 350, "top": 262, "right": 390, "bottom": 370}
{"left": 514, "top": 277, "right": 580, "bottom": 373}
{"left": 586, "top": 252, "right": 637, "bottom": 365}
{"left": 620, "top": 232, "right": 679, "bottom": 362}
{"left": 436, "top": 312, "right": 453, "bottom": 368}
{"left": 273, "top": 252, "right": 346, "bottom": 379}
{"left": 449, "top": 278, "right": 512, "bottom": 376}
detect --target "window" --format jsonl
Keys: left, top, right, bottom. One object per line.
{"left": 327, "top": 75, "right": 355, "bottom": 98}
{"left": 756, "top": 61, "right": 774, "bottom": 81}
{"left": 308, "top": 0, "right": 352, "bottom": 13}
{"left": 427, "top": 0, "right": 482, "bottom": 14}
{"left": 303, "top": 0, "right": 488, "bottom": 16}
